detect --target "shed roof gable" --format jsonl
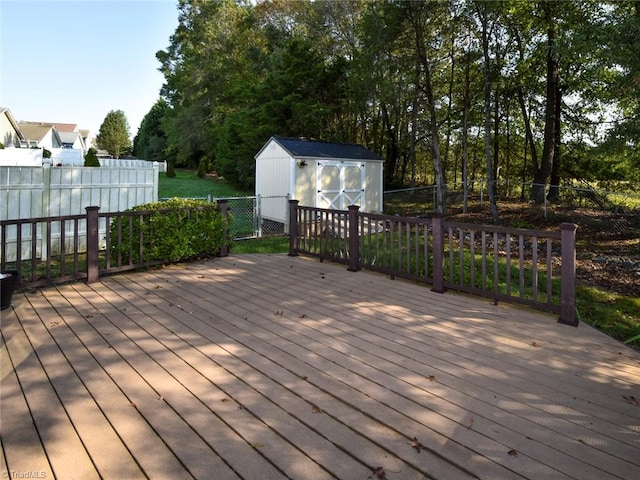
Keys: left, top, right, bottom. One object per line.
{"left": 258, "top": 136, "right": 383, "bottom": 161}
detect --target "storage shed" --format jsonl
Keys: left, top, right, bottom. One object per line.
{"left": 255, "top": 136, "right": 384, "bottom": 228}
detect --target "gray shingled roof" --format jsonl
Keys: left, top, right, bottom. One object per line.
{"left": 270, "top": 136, "right": 383, "bottom": 161}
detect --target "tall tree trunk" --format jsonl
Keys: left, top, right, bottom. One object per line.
{"left": 532, "top": 3, "right": 559, "bottom": 203}
{"left": 443, "top": 24, "right": 456, "bottom": 188}
{"left": 423, "top": 63, "right": 446, "bottom": 214}
{"left": 381, "top": 103, "right": 400, "bottom": 185}
{"left": 410, "top": 92, "right": 418, "bottom": 188}
{"left": 478, "top": 4, "right": 499, "bottom": 223}
{"left": 492, "top": 82, "right": 500, "bottom": 199}
{"left": 462, "top": 48, "right": 471, "bottom": 213}
{"left": 517, "top": 87, "right": 538, "bottom": 185}
{"left": 409, "top": 4, "right": 446, "bottom": 214}
{"left": 505, "top": 99, "right": 511, "bottom": 196}
{"left": 548, "top": 79, "right": 562, "bottom": 201}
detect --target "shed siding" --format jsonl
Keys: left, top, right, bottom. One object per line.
{"left": 255, "top": 141, "right": 292, "bottom": 198}
{"left": 294, "top": 162, "right": 315, "bottom": 207}
{"left": 365, "top": 161, "right": 383, "bottom": 212}
{"left": 255, "top": 141, "right": 293, "bottom": 224}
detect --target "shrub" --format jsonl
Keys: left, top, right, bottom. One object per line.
{"left": 84, "top": 147, "right": 100, "bottom": 167}
{"left": 110, "top": 198, "right": 229, "bottom": 264}
{"left": 197, "top": 157, "right": 207, "bottom": 178}
{"left": 166, "top": 160, "right": 176, "bottom": 178}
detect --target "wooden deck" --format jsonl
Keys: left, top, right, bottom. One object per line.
{"left": 1, "top": 253, "right": 638, "bottom": 480}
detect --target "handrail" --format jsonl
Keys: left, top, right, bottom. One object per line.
{"left": 0, "top": 200, "right": 229, "bottom": 289}
{"left": 288, "top": 200, "right": 578, "bottom": 326}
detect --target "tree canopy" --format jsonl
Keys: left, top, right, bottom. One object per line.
{"left": 97, "top": 110, "right": 132, "bottom": 159}
{"left": 133, "top": 99, "right": 169, "bottom": 161}
{"left": 134, "top": 0, "right": 639, "bottom": 208}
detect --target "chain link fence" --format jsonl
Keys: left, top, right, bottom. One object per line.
{"left": 383, "top": 183, "right": 640, "bottom": 238}
{"left": 160, "top": 195, "right": 290, "bottom": 240}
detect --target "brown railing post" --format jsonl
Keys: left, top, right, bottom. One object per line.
{"left": 288, "top": 199, "right": 299, "bottom": 256}
{"left": 347, "top": 205, "right": 360, "bottom": 272}
{"left": 86, "top": 206, "right": 100, "bottom": 283}
{"left": 218, "top": 199, "right": 229, "bottom": 257}
{"left": 559, "top": 223, "right": 578, "bottom": 326}
{"left": 431, "top": 214, "right": 446, "bottom": 293}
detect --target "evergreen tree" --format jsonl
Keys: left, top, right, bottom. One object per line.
{"left": 96, "top": 110, "right": 132, "bottom": 159}
{"left": 133, "top": 99, "right": 169, "bottom": 161}
{"left": 84, "top": 147, "right": 100, "bottom": 167}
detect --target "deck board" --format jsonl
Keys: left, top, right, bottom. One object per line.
{"left": 1, "top": 253, "right": 639, "bottom": 480}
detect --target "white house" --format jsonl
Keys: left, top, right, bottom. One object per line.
{"left": 17, "top": 121, "right": 63, "bottom": 149}
{"left": 255, "top": 136, "right": 384, "bottom": 227}
{"left": 0, "top": 107, "right": 25, "bottom": 147}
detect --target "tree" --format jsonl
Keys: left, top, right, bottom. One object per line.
{"left": 154, "top": 0, "right": 637, "bottom": 196}
{"left": 96, "top": 110, "right": 131, "bottom": 159}
{"left": 84, "top": 147, "right": 100, "bottom": 167}
{"left": 133, "top": 99, "right": 169, "bottom": 161}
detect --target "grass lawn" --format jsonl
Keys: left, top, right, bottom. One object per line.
{"left": 159, "top": 169, "right": 251, "bottom": 199}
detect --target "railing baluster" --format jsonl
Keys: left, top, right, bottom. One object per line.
{"left": 532, "top": 236, "right": 539, "bottom": 302}
{"left": 493, "top": 232, "right": 499, "bottom": 297}
{"left": 518, "top": 235, "right": 525, "bottom": 298}
{"left": 546, "top": 239, "right": 553, "bottom": 305}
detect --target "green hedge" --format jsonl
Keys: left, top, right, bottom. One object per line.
{"left": 110, "top": 198, "right": 229, "bottom": 264}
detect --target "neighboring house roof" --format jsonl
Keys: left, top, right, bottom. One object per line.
{"left": 52, "top": 122, "right": 79, "bottom": 133}
{"left": 18, "top": 122, "right": 62, "bottom": 146}
{"left": 262, "top": 136, "right": 383, "bottom": 161}
{"left": 21, "top": 121, "right": 78, "bottom": 132}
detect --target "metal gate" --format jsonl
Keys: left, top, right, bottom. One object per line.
{"left": 316, "top": 160, "right": 365, "bottom": 210}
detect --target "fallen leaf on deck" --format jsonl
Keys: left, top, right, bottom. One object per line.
{"left": 154, "top": 285, "right": 160, "bottom": 289}
{"left": 531, "top": 341, "right": 540, "bottom": 347}
{"left": 368, "top": 466, "right": 386, "bottom": 479}
{"left": 409, "top": 436, "right": 424, "bottom": 453}
{"left": 623, "top": 395, "right": 638, "bottom": 406}
{"left": 220, "top": 398, "right": 230, "bottom": 403}
{"left": 466, "top": 418, "right": 474, "bottom": 429}
{"left": 508, "top": 449, "right": 518, "bottom": 456}
{"left": 311, "top": 404, "right": 322, "bottom": 414}
{"left": 427, "top": 375, "right": 436, "bottom": 381}
{"left": 251, "top": 442, "right": 263, "bottom": 448}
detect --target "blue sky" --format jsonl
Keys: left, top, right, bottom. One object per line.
{"left": 0, "top": 0, "right": 178, "bottom": 140}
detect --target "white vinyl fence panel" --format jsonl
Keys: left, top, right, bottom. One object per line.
{"left": 1, "top": 163, "right": 160, "bottom": 261}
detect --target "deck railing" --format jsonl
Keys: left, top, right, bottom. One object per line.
{"left": 1, "top": 200, "right": 229, "bottom": 289}
{"left": 288, "top": 200, "right": 577, "bottom": 326}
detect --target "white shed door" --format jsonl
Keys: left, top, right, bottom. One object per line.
{"left": 316, "top": 160, "right": 365, "bottom": 210}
